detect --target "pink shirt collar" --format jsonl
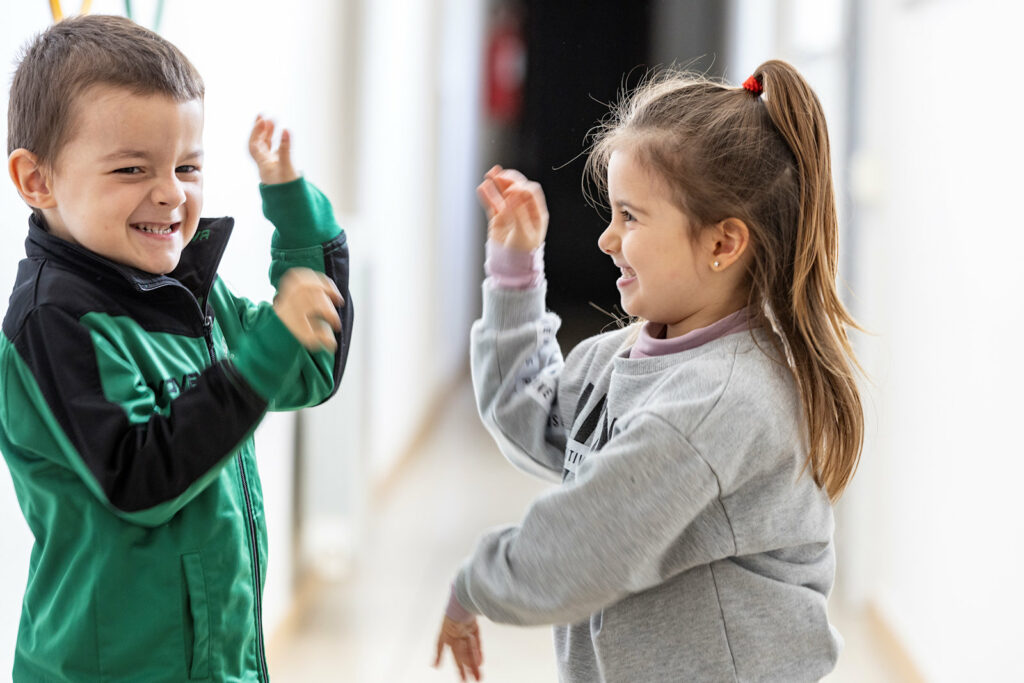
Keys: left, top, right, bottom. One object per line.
{"left": 629, "top": 309, "right": 750, "bottom": 359}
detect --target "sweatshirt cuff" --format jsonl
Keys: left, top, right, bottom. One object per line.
{"left": 261, "top": 177, "right": 342, "bottom": 250}
{"left": 485, "top": 240, "right": 545, "bottom": 289}
{"left": 228, "top": 305, "right": 304, "bottom": 401}
{"left": 446, "top": 583, "right": 475, "bottom": 623}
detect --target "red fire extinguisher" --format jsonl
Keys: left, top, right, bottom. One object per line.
{"left": 485, "top": 6, "right": 527, "bottom": 124}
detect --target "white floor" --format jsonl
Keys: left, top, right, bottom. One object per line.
{"left": 269, "top": 383, "right": 910, "bottom": 682}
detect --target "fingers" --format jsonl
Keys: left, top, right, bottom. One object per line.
{"left": 434, "top": 632, "right": 444, "bottom": 668}
{"left": 435, "top": 616, "right": 485, "bottom": 681}
{"left": 487, "top": 166, "right": 527, "bottom": 193}
{"left": 278, "top": 128, "right": 291, "bottom": 164}
{"left": 520, "top": 180, "right": 548, "bottom": 224}
{"left": 274, "top": 269, "right": 344, "bottom": 352}
{"left": 249, "top": 115, "right": 273, "bottom": 159}
{"left": 464, "top": 632, "right": 482, "bottom": 681}
{"left": 476, "top": 179, "right": 504, "bottom": 218}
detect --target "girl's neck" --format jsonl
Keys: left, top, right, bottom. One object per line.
{"left": 663, "top": 296, "right": 749, "bottom": 339}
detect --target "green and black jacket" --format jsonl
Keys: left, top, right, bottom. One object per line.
{"left": 0, "top": 179, "right": 352, "bottom": 682}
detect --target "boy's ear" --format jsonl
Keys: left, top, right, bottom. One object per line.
{"left": 706, "top": 217, "right": 750, "bottom": 270}
{"left": 8, "top": 149, "right": 57, "bottom": 209}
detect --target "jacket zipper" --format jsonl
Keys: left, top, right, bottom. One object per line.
{"left": 201, "top": 313, "right": 269, "bottom": 682}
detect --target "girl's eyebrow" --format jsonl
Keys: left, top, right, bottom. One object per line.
{"left": 612, "top": 199, "right": 648, "bottom": 216}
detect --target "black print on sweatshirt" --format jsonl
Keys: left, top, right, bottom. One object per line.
{"left": 563, "top": 383, "right": 618, "bottom": 480}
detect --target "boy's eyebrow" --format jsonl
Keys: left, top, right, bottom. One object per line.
{"left": 102, "top": 149, "right": 204, "bottom": 161}
{"left": 102, "top": 150, "right": 150, "bottom": 161}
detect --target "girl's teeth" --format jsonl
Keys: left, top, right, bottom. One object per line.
{"left": 136, "top": 224, "right": 173, "bottom": 234}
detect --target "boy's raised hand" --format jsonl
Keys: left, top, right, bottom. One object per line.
{"left": 249, "top": 115, "right": 299, "bottom": 185}
{"left": 476, "top": 165, "right": 548, "bottom": 252}
{"left": 273, "top": 268, "right": 344, "bottom": 352}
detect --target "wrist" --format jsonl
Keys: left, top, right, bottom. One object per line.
{"left": 259, "top": 174, "right": 302, "bottom": 188}
{"left": 446, "top": 584, "right": 475, "bottom": 623}
{"left": 485, "top": 240, "right": 544, "bottom": 289}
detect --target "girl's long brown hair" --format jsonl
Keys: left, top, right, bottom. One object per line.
{"left": 586, "top": 60, "right": 863, "bottom": 501}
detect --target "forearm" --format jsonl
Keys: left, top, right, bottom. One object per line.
{"left": 258, "top": 178, "right": 353, "bottom": 407}
{"left": 471, "top": 281, "right": 567, "bottom": 479}
{"left": 453, "top": 413, "right": 735, "bottom": 626}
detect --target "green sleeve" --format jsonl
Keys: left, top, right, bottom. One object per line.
{"left": 220, "top": 178, "right": 353, "bottom": 410}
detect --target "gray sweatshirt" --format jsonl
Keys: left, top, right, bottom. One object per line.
{"left": 454, "top": 281, "right": 841, "bottom": 682}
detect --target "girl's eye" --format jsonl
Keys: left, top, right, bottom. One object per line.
{"left": 176, "top": 165, "right": 199, "bottom": 174}
{"left": 113, "top": 167, "right": 142, "bottom": 174}
{"left": 620, "top": 209, "right": 635, "bottom": 223}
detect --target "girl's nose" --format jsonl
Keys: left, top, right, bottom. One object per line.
{"left": 598, "top": 223, "right": 620, "bottom": 254}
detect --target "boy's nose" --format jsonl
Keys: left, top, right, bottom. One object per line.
{"left": 598, "top": 223, "right": 620, "bottom": 254}
{"left": 151, "top": 175, "right": 186, "bottom": 207}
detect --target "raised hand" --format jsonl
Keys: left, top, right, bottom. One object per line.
{"left": 476, "top": 165, "right": 548, "bottom": 252}
{"left": 434, "top": 615, "right": 484, "bottom": 681}
{"left": 272, "top": 268, "right": 344, "bottom": 352}
{"left": 249, "top": 114, "right": 299, "bottom": 185}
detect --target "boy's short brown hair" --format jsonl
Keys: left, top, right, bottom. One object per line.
{"left": 7, "top": 14, "right": 204, "bottom": 169}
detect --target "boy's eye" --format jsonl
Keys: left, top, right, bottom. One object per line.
{"left": 113, "top": 167, "right": 142, "bottom": 175}
{"left": 176, "top": 165, "right": 199, "bottom": 174}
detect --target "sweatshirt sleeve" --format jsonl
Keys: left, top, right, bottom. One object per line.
{"left": 217, "top": 178, "right": 353, "bottom": 410}
{"left": 470, "top": 279, "right": 568, "bottom": 480}
{"left": 453, "top": 411, "right": 736, "bottom": 626}
{"left": 0, "top": 305, "right": 270, "bottom": 528}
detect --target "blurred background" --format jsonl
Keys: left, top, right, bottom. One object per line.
{"left": 2, "top": 0, "right": 1022, "bottom": 681}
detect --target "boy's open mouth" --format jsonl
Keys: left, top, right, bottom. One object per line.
{"left": 132, "top": 222, "right": 179, "bottom": 235}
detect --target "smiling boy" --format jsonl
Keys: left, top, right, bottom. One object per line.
{"left": 1, "top": 15, "right": 352, "bottom": 682}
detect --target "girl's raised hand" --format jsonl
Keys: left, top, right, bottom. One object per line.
{"left": 249, "top": 115, "right": 299, "bottom": 185}
{"left": 476, "top": 165, "right": 548, "bottom": 252}
{"left": 434, "top": 615, "right": 484, "bottom": 681}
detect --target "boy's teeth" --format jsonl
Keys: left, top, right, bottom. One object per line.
{"left": 135, "top": 224, "right": 173, "bottom": 234}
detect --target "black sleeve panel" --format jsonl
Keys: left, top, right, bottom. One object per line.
{"left": 9, "top": 304, "right": 267, "bottom": 519}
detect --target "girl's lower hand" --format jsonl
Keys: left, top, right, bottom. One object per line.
{"left": 476, "top": 165, "right": 548, "bottom": 252}
{"left": 434, "top": 615, "right": 484, "bottom": 681}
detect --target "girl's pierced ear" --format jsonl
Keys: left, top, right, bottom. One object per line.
{"left": 712, "top": 260, "right": 721, "bottom": 270}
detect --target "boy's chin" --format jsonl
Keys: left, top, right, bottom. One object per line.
{"left": 117, "top": 252, "right": 184, "bottom": 276}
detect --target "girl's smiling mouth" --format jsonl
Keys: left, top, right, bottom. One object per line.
{"left": 615, "top": 262, "right": 637, "bottom": 288}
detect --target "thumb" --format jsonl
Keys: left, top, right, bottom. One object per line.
{"left": 278, "top": 129, "right": 294, "bottom": 168}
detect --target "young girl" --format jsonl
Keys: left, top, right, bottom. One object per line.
{"left": 434, "top": 59, "right": 863, "bottom": 682}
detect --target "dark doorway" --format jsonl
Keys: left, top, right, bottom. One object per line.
{"left": 486, "top": 0, "right": 727, "bottom": 349}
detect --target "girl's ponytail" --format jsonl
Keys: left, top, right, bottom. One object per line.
{"left": 753, "top": 60, "right": 863, "bottom": 500}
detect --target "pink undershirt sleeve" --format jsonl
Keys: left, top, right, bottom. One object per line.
{"left": 485, "top": 240, "right": 544, "bottom": 289}
{"left": 446, "top": 583, "right": 475, "bottom": 623}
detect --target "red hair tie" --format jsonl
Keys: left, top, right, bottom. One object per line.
{"left": 742, "top": 75, "right": 763, "bottom": 95}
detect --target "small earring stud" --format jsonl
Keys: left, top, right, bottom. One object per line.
{"left": 712, "top": 260, "right": 720, "bottom": 269}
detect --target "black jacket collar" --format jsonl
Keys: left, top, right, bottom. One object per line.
{"left": 24, "top": 214, "right": 235, "bottom": 303}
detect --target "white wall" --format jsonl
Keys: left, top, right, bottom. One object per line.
{"left": 354, "top": 0, "right": 484, "bottom": 481}
{"left": 733, "top": 0, "right": 1024, "bottom": 679}
{"left": 0, "top": 0, "right": 352, "bottom": 672}
{"left": 849, "top": 1, "right": 1024, "bottom": 679}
